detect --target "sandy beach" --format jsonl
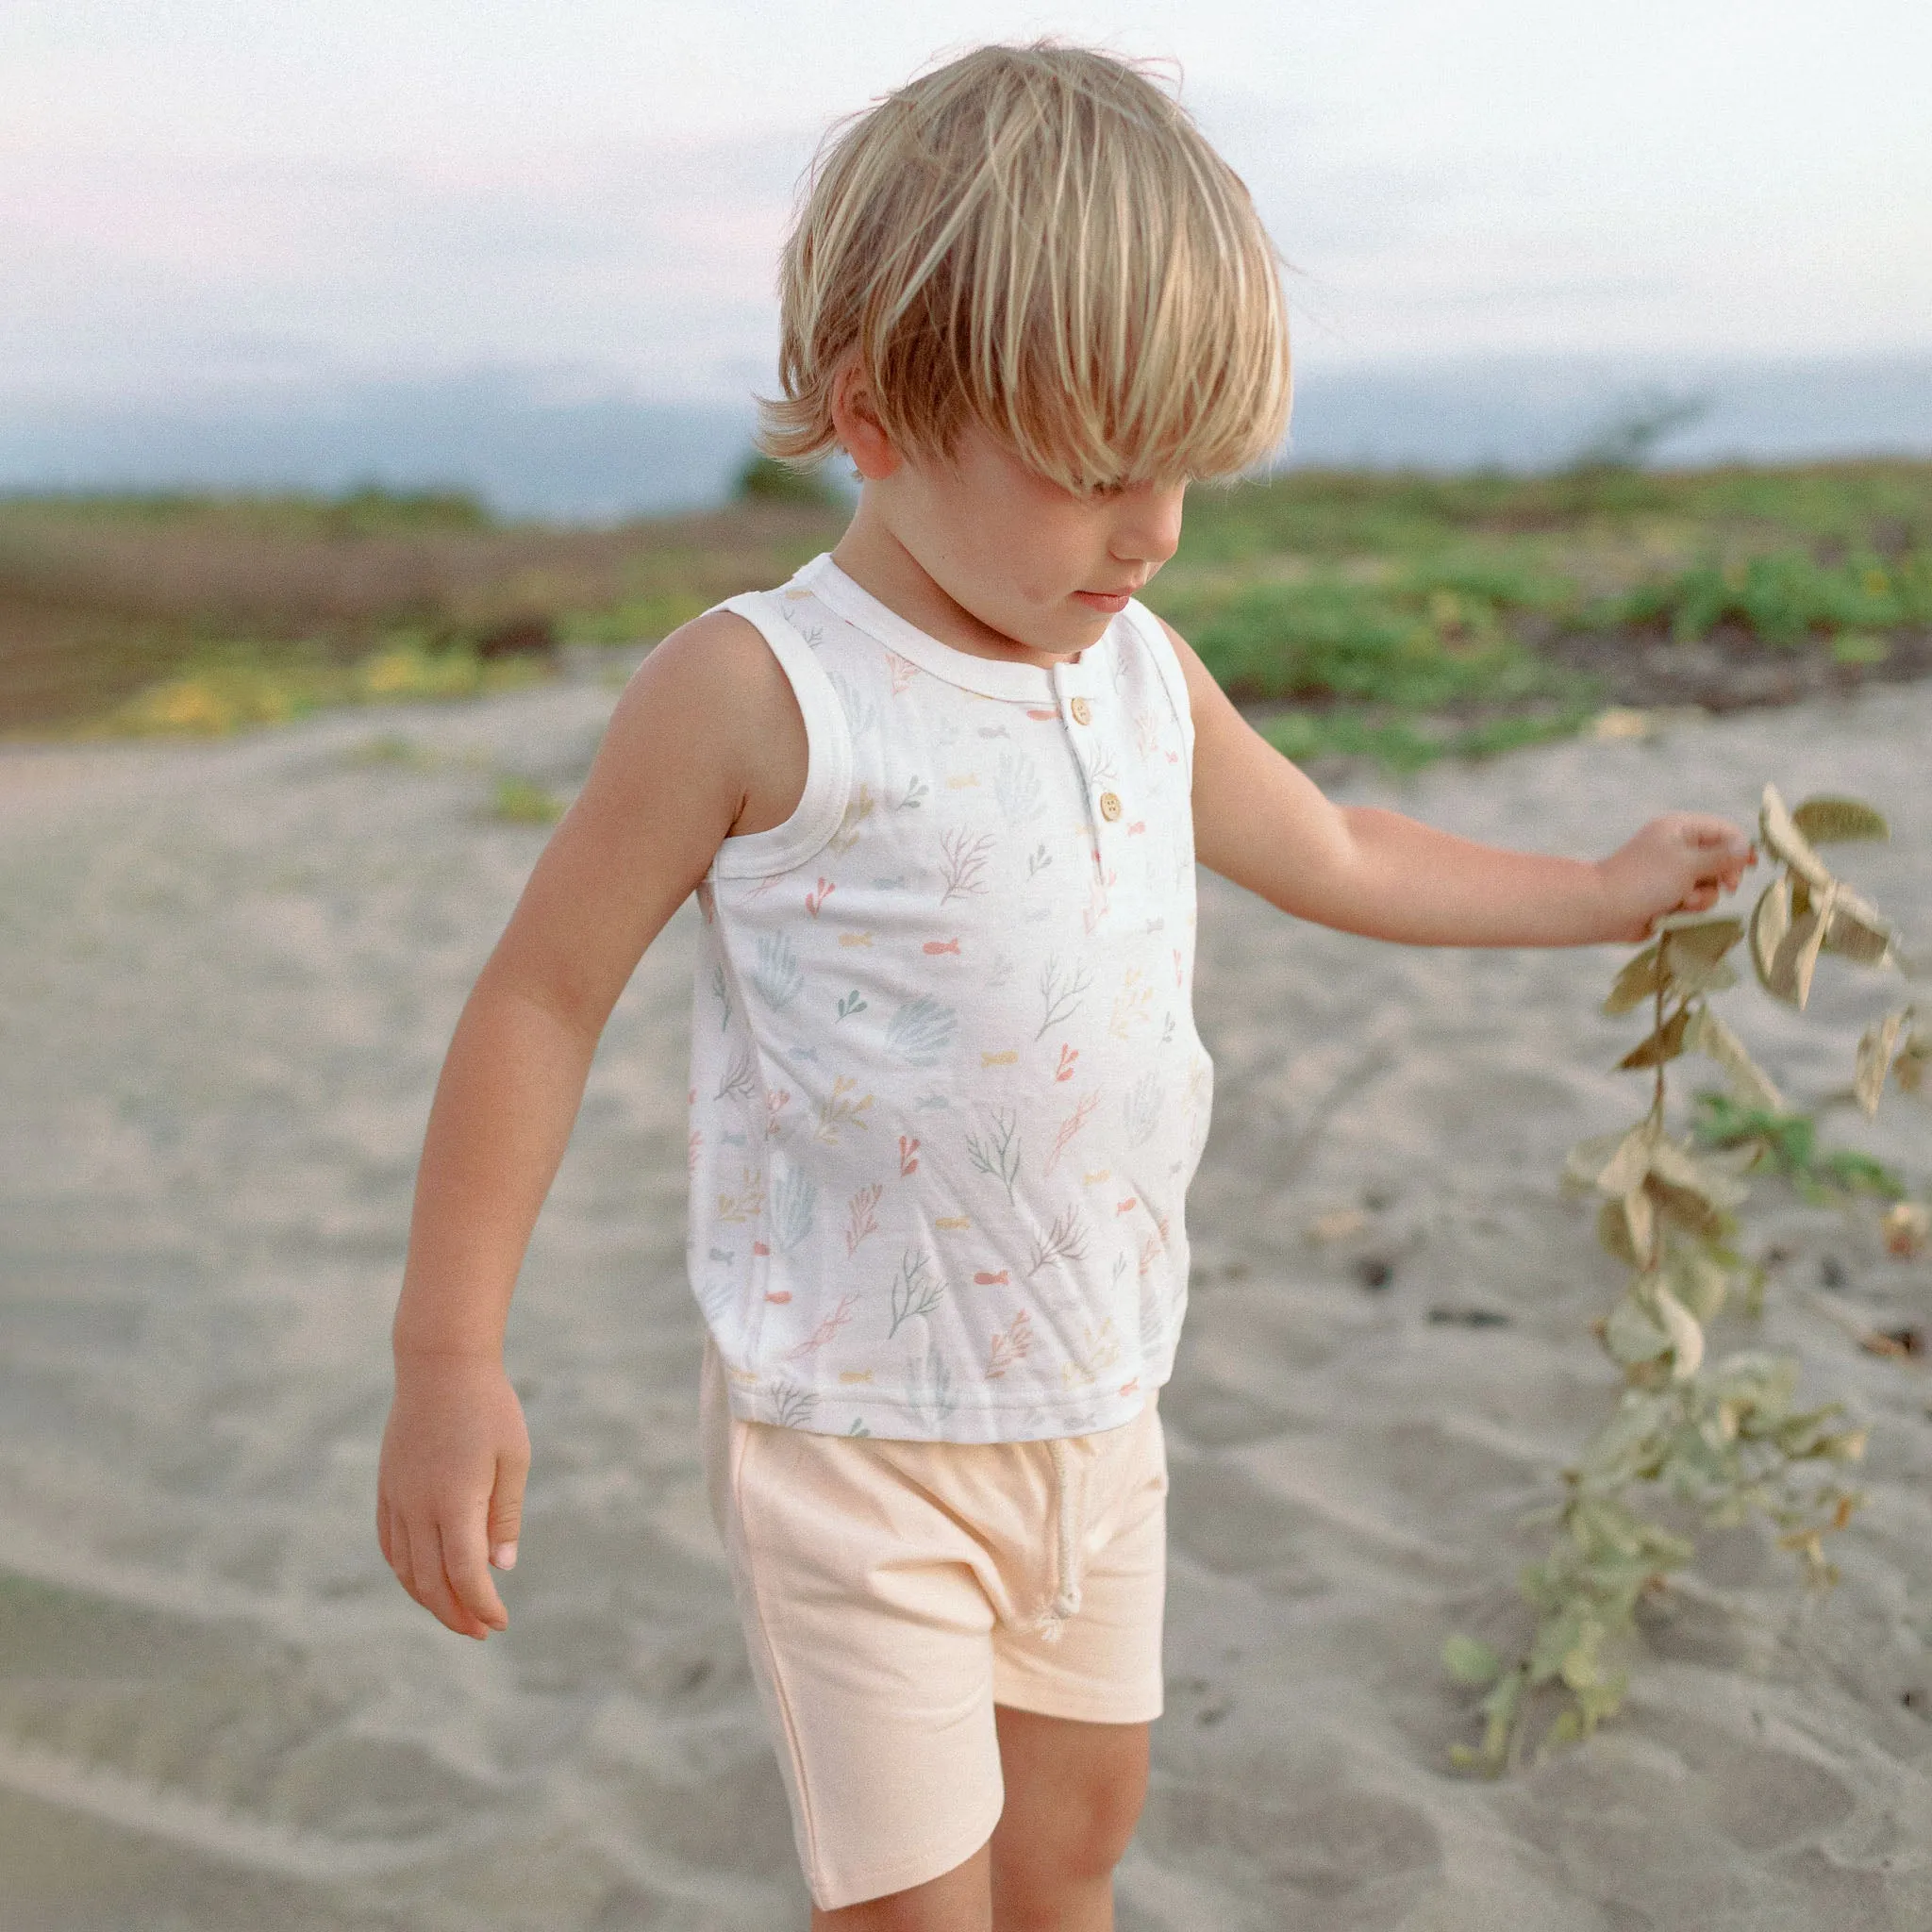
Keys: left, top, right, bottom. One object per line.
{"left": 3, "top": 674, "right": 1928, "bottom": 1931}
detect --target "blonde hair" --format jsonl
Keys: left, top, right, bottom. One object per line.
{"left": 758, "top": 42, "right": 1291, "bottom": 494}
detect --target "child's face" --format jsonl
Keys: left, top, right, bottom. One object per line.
{"left": 869, "top": 418, "right": 1188, "bottom": 659}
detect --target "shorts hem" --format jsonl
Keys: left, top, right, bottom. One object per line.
{"left": 808, "top": 1788, "right": 1006, "bottom": 1913}
{"left": 991, "top": 1674, "right": 1165, "bottom": 1728}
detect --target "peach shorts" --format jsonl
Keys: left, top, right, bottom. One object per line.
{"left": 698, "top": 1336, "right": 1169, "bottom": 1910}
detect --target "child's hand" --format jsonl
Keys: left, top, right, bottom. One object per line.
{"left": 1596, "top": 813, "right": 1756, "bottom": 942}
{"left": 376, "top": 1355, "right": 530, "bottom": 1639}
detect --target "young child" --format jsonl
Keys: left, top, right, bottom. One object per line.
{"left": 377, "top": 42, "right": 1752, "bottom": 1929}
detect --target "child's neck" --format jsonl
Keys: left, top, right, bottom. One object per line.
{"left": 829, "top": 502, "right": 1083, "bottom": 671}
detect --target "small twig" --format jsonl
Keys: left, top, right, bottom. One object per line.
{"left": 1805, "top": 1287, "right": 1924, "bottom": 1362}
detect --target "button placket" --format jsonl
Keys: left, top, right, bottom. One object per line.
{"left": 1054, "top": 663, "right": 1111, "bottom": 882}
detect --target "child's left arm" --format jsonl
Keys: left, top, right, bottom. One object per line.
{"left": 1166, "top": 624, "right": 1753, "bottom": 946}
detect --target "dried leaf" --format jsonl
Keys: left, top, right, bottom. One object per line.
{"left": 1307, "top": 1207, "right": 1370, "bottom": 1243}
{"left": 1582, "top": 1124, "right": 1657, "bottom": 1197}
{"left": 1822, "top": 887, "right": 1892, "bottom": 966}
{"left": 1765, "top": 883, "right": 1836, "bottom": 1009}
{"left": 1658, "top": 916, "right": 1744, "bottom": 968}
{"left": 1759, "top": 784, "right": 1833, "bottom": 889}
{"left": 1673, "top": 955, "right": 1739, "bottom": 996}
{"left": 1606, "top": 1290, "right": 1673, "bottom": 1366}
{"left": 1749, "top": 874, "right": 1792, "bottom": 991}
{"left": 1441, "top": 1634, "right": 1506, "bottom": 1687}
{"left": 1603, "top": 943, "right": 1664, "bottom": 1016}
{"left": 1790, "top": 795, "right": 1890, "bottom": 844}
{"left": 1598, "top": 1198, "right": 1640, "bottom": 1268}
{"left": 1895, "top": 1027, "right": 1930, "bottom": 1096}
{"left": 1685, "top": 1006, "right": 1786, "bottom": 1111}
{"left": 1645, "top": 1173, "right": 1726, "bottom": 1241}
{"left": 1617, "top": 1005, "right": 1692, "bottom": 1070}
{"left": 1565, "top": 1131, "right": 1625, "bottom": 1191}
{"left": 1884, "top": 1203, "right": 1929, "bottom": 1258}
{"left": 1621, "top": 1185, "right": 1657, "bottom": 1268}
{"left": 1647, "top": 1137, "right": 1751, "bottom": 1210}
{"left": 1653, "top": 1283, "right": 1705, "bottom": 1379}
{"left": 1666, "top": 1247, "right": 1731, "bottom": 1324}
{"left": 1855, "top": 1008, "right": 1913, "bottom": 1119}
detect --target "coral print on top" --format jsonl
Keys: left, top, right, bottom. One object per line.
{"left": 685, "top": 552, "right": 1211, "bottom": 1441}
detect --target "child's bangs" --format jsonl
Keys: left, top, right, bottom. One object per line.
{"left": 962, "top": 130, "right": 1291, "bottom": 496}
{"left": 894, "top": 59, "right": 1290, "bottom": 495}
{"left": 763, "top": 45, "right": 1291, "bottom": 494}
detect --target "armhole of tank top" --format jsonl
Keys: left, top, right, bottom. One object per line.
{"left": 1123, "top": 598, "right": 1196, "bottom": 772}
{"left": 708, "top": 591, "right": 855, "bottom": 880}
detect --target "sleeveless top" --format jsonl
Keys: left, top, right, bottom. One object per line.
{"left": 684, "top": 552, "right": 1211, "bottom": 1442}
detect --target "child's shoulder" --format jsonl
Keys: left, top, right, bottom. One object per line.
{"left": 602, "top": 600, "right": 809, "bottom": 842}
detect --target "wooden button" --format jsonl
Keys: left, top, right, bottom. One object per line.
{"left": 1069, "top": 695, "right": 1092, "bottom": 724}
{"left": 1098, "top": 791, "right": 1123, "bottom": 822}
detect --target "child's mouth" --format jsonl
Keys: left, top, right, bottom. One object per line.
{"left": 1073, "top": 590, "right": 1131, "bottom": 614}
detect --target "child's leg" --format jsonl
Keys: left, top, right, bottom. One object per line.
{"left": 808, "top": 1840, "right": 990, "bottom": 1932}
{"left": 991, "top": 1707, "right": 1150, "bottom": 1930}
{"left": 806, "top": 1710, "right": 1146, "bottom": 1932}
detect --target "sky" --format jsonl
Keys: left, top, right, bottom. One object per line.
{"left": 5, "top": 1, "right": 1931, "bottom": 411}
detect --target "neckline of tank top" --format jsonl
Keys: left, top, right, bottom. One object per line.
{"left": 797, "top": 552, "right": 1119, "bottom": 705}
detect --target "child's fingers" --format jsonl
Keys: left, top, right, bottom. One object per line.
{"left": 389, "top": 1512, "right": 419, "bottom": 1601}
{"left": 392, "top": 1508, "right": 461, "bottom": 1634}
{"left": 1676, "top": 813, "right": 1749, "bottom": 854}
{"left": 375, "top": 1491, "right": 393, "bottom": 1570}
{"left": 433, "top": 1524, "right": 495, "bottom": 1641}
{"left": 410, "top": 1518, "right": 479, "bottom": 1637}
{"left": 487, "top": 1448, "right": 528, "bottom": 1575}
{"left": 443, "top": 1514, "right": 509, "bottom": 1634}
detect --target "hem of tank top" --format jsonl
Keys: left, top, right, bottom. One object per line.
{"left": 707, "top": 589, "right": 857, "bottom": 881}
{"left": 720, "top": 1376, "right": 1166, "bottom": 1439}
{"left": 720, "top": 1339, "right": 1181, "bottom": 1408}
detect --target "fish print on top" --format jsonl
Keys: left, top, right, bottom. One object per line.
{"left": 685, "top": 552, "right": 1211, "bottom": 1442}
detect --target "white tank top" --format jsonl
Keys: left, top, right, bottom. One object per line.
{"left": 685, "top": 552, "right": 1211, "bottom": 1441}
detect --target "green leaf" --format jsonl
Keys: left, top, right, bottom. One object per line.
{"left": 1546, "top": 1707, "right": 1584, "bottom": 1747}
{"left": 1790, "top": 795, "right": 1890, "bottom": 844}
{"left": 1441, "top": 1634, "right": 1506, "bottom": 1687}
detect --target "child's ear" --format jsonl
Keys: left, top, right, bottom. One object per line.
{"left": 829, "top": 358, "right": 901, "bottom": 481}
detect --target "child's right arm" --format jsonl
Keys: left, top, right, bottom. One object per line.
{"left": 376, "top": 610, "right": 806, "bottom": 1638}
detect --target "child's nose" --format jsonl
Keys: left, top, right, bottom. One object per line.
{"left": 1111, "top": 484, "right": 1185, "bottom": 568}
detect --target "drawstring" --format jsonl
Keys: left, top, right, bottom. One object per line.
{"left": 1032, "top": 1437, "right": 1086, "bottom": 1643}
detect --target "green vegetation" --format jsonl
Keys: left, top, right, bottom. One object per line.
{"left": 4, "top": 463, "right": 1928, "bottom": 759}
{"left": 102, "top": 636, "right": 549, "bottom": 736}
{"left": 1690, "top": 1093, "right": 1907, "bottom": 1202}
{"left": 734, "top": 451, "right": 848, "bottom": 510}
{"left": 488, "top": 774, "right": 565, "bottom": 825}
{"left": 1444, "top": 787, "right": 1921, "bottom": 1773}
{"left": 1609, "top": 551, "right": 1932, "bottom": 648}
